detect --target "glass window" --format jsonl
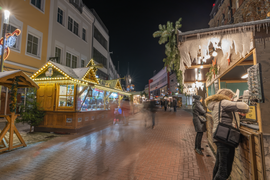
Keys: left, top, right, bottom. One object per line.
{"left": 27, "top": 34, "right": 39, "bottom": 56}
{"left": 58, "top": 85, "right": 74, "bottom": 107}
{"left": 93, "top": 48, "right": 107, "bottom": 68}
{"left": 57, "top": 8, "right": 63, "bottom": 25}
{"left": 73, "top": 21, "right": 79, "bottom": 36}
{"left": 94, "top": 27, "right": 107, "bottom": 50}
{"left": 55, "top": 47, "right": 61, "bottom": 63}
{"left": 72, "top": 55, "right": 77, "bottom": 68}
{"left": 68, "top": 16, "right": 73, "bottom": 32}
{"left": 81, "top": 59, "right": 85, "bottom": 67}
{"left": 82, "top": 28, "right": 86, "bottom": 41}
{"left": 66, "top": 52, "right": 71, "bottom": 67}
{"left": 31, "top": 0, "right": 42, "bottom": 11}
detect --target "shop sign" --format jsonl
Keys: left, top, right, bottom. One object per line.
{"left": 246, "top": 106, "right": 256, "bottom": 120}
{"left": 91, "top": 116, "right": 95, "bottom": 120}
{"left": 85, "top": 117, "right": 89, "bottom": 121}
{"left": 66, "top": 118, "right": 72, "bottom": 123}
{"left": 78, "top": 118, "right": 82, "bottom": 122}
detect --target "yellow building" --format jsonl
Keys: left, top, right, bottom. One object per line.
{"left": 0, "top": 0, "right": 51, "bottom": 75}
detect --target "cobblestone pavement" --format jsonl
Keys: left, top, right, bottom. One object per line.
{"left": 0, "top": 109, "right": 215, "bottom": 180}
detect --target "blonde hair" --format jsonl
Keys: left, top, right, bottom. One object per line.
{"left": 216, "top": 88, "right": 235, "bottom": 97}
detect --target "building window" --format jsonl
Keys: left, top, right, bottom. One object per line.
{"left": 58, "top": 84, "right": 74, "bottom": 107}
{"left": 27, "top": 34, "right": 39, "bottom": 56}
{"left": 81, "top": 59, "right": 85, "bottom": 67}
{"left": 57, "top": 8, "right": 64, "bottom": 25}
{"left": 96, "top": 69, "right": 108, "bottom": 80}
{"left": 68, "top": 16, "right": 73, "bottom": 32}
{"left": 73, "top": 21, "right": 79, "bottom": 36}
{"left": 55, "top": 47, "right": 61, "bottom": 63}
{"left": 31, "top": 0, "right": 44, "bottom": 11}
{"left": 94, "top": 27, "right": 107, "bottom": 50}
{"left": 72, "top": 55, "right": 77, "bottom": 68}
{"left": 93, "top": 48, "right": 107, "bottom": 68}
{"left": 236, "top": 0, "right": 239, "bottom": 9}
{"left": 82, "top": 28, "right": 86, "bottom": 41}
{"left": 66, "top": 52, "right": 71, "bottom": 67}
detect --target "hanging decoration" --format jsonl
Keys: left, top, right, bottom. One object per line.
{"left": 0, "top": 29, "right": 21, "bottom": 60}
{"left": 9, "top": 77, "right": 19, "bottom": 113}
{"left": 206, "top": 58, "right": 218, "bottom": 82}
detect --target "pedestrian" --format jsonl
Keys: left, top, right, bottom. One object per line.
{"left": 192, "top": 95, "right": 206, "bottom": 156}
{"left": 160, "top": 99, "right": 163, "bottom": 108}
{"left": 164, "top": 98, "right": 168, "bottom": 111}
{"left": 121, "top": 98, "right": 131, "bottom": 125}
{"left": 149, "top": 99, "right": 158, "bottom": 129}
{"left": 173, "top": 98, "right": 177, "bottom": 112}
{"left": 205, "top": 89, "right": 249, "bottom": 180}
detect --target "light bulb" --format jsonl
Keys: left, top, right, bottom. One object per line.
{"left": 241, "top": 73, "right": 248, "bottom": 79}
{"left": 213, "top": 51, "right": 218, "bottom": 57}
{"left": 200, "top": 66, "right": 203, "bottom": 69}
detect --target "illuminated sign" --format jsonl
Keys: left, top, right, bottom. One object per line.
{"left": 0, "top": 29, "right": 21, "bottom": 60}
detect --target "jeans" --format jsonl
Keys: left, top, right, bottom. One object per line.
{"left": 151, "top": 112, "right": 155, "bottom": 127}
{"left": 213, "top": 142, "right": 235, "bottom": 180}
{"left": 164, "top": 106, "right": 167, "bottom": 111}
{"left": 174, "top": 106, "right": 176, "bottom": 112}
{"left": 195, "top": 132, "right": 203, "bottom": 149}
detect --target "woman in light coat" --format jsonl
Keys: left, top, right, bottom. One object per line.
{"left": 205, "top": 89, "right": 249, "bottom": 180}
{"left": 192, "top": 95, "right": 206, "bottom": 156}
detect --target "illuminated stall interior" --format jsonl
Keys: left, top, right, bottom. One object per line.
{"left": 31, "top": 60, "right": 131, "bottom": 133}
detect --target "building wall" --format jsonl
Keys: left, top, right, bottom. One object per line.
{"left": 149, "top": 67, "right": 168, "bottom": 93}
{"left": 47, "top": 0, "right": 94, "bottom": 69}
{"left": 0, "top": 0, "right": 51, "bottom": 74}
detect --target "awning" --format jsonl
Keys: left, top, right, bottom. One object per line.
{"left": 94, "top": 85, "right": 131, "bottom": 96}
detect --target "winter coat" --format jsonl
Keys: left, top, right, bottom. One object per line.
{"left": 172, "top": 99, "right": 177, "bottom": 107}
{"left": 192, "top": 95, "right": 206, "bottom": 132}
{"left": 164, "top": 100, "right": 168, "bottom": 107}
{"left": 149, "top": 100, "right": 158, "bottom": 112}
{"left": 205, "top": 94, "right": 249, "bottom": 142}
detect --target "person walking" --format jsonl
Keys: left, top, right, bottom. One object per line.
{"left": 121, "top": 98, "right": 131, "bottom": 125}
{"left": 168, "top": 99, "right": 171, "bottom": 112}
{"left": 205, "top": 89, "right": 249, "bottom": 180}
{"left": 192, "top": 95, "right": 206, "bottom": 156}
{"left": 173, "top": 98, "right": 177, "bottom": 112}
{"left": 149, "top": 99, "right": 158, "bottom": 129}
{"left": 164, "top": 98, "right": 168, "bottom": 111}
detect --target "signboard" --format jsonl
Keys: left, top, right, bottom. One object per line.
{"left": 245, "top": 106, "right": 256, "bottom": 121}
{"left": 85, "top": 117, "right": 89, "bottom": 121}
{"left": 78, "top": 118, "right": 82, "bottom": 122}
{"left": 66, "top": 118, "right": 72, "bottom": 123}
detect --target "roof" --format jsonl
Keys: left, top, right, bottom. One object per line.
{"left": 178, "top": 19, "right": 270, "bottom": 38}
{"left": 50, "top": 61, "right": 79, "bottom": 79}
{"left": 73, "top": 67, "right": 89, "bottom": 79}
{"left": 0, "top": 70, "right": 39, "bottom": 89}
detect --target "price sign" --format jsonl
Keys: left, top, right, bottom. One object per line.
{"left": 245, "top": 106, "right": 256, "bottom": 120}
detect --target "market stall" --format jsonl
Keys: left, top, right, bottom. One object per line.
{"left": 177, "top": 19, "right": 270, "bottom": 179}
{"left": 31, "top": 60, "right": 131, "bottom": 133}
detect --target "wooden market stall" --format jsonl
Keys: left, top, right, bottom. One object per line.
{"left": 0, "top": 70, "right": 39, "bottom": 152}
{"left": 177, "top": 19, "right": 270, "bottom": 179}
{"left": 31, "top": 60, "right": 131, "bottom": 134}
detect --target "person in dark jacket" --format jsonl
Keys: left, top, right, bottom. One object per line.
{"left": 149, "top": 99, "right": 158, "bottom": 129}
{"left": 164, "top": 98, "right": 168, "bottom": 111}
{"left": 192, "top": 95, "right": 206, "bottom": 156}
{"left": 205, "top": 89, "right": 249, "bottom": 180}
{"left": 173, "top": 98, "right": 177, "bottom": 112}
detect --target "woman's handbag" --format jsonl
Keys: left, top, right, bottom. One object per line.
{"left": 213, "top": 101, "right": 241, "bottom": 148}
{"left": 198, "top": 115, "right": 207, "bottom": 123}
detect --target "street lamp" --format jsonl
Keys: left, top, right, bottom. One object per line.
{"left": 0, "top": 10, "right": 10, "bottom": 72}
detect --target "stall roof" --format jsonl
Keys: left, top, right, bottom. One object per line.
{"left": 50, "top": 61, "right": 81, "bottom": 79}
{"left": 178, "top": 19, "right": 270, "bottom": 38}
{"left": 94, "top": 85, "right": 131, "bottom": 96}
{"left": 99, "top": 79, "right": 123, "bottom": 91}
{"left": 0, "top": 70, "right": 39, "bottom": 88}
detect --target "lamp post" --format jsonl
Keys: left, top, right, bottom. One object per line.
{"left": 0, "top": 10, "right": 10, "bottom": 112}
{"left": 0, "top": 10, "right": 10, "bottom": 72}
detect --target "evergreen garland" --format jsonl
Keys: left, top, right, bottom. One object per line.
{"left": 9, "top": 77, "right": 19, "bottom": 113}
{"left": 153, "top": 18, "right": 183, "bottom": 92}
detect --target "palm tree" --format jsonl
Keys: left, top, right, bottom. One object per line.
{"left": 153, "top": 18, "right": 183, "bottom": 91}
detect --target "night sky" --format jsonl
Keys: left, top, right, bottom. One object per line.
{"left": 83, "top": 0, "right": 215, "bottom": 91}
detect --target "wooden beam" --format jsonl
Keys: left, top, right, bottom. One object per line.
{"left": 186, "top": 60, "right": 253, "bottom": 70}
{"left": 184, "top": 81, "right": 206, "bottom": 84}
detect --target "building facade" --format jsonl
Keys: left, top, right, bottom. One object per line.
{"left": 149, "top": 67, "right": 169, "bottom": 98}
{"left": 169, "top": 73, "right": 179, "bottom": 95}
{"left": 0, "top": 0, "right": 51, "bottom": 75}
{"left": 209, "top": 0, "right": 270, "bottom": 28}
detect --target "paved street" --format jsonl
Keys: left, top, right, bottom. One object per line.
{"left": 0, "top": 109, "right": 215, "bottom": 180}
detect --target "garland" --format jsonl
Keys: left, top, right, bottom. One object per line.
{"left": 206, "top": 59, "right": 218, "bottom": 82}
{"left": 9, "top": 77, "right": 19, "bottom": 113}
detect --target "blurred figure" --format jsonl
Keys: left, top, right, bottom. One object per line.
{"left": 149, "top": 99, "right": 158, "bottom": 129}
{"left": 143, "top": 100, "right": 150, "bottom": 127}
{"left": 192, "top": 95, "right": 206, "bottom": 156}
{"left": 110, "top": 102, "right": 118, "bottom": 124}
{"left": 121, "top": 98, "right": 131, "bottom": 125}
{"left": 164, "top": 98, "right": 168, "bottom": 111}
{"left": 173, "top": 98, "right": 177, "bottom": 112}
{"left": 168, "top": 99, "right": 172, "bottom": 112}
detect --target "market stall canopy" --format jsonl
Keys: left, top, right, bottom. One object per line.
{"left": 0, "top": 70, "right": 39, "bottom": 88}
{"left": 99, "top": 79, "right": 123, "bottom": 91}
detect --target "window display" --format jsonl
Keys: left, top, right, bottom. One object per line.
{"left": 58, "top": 85, "right": 74, "bottom": 107}
{"left": 78, "top": 88, "right": 105, "bottom": 111}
